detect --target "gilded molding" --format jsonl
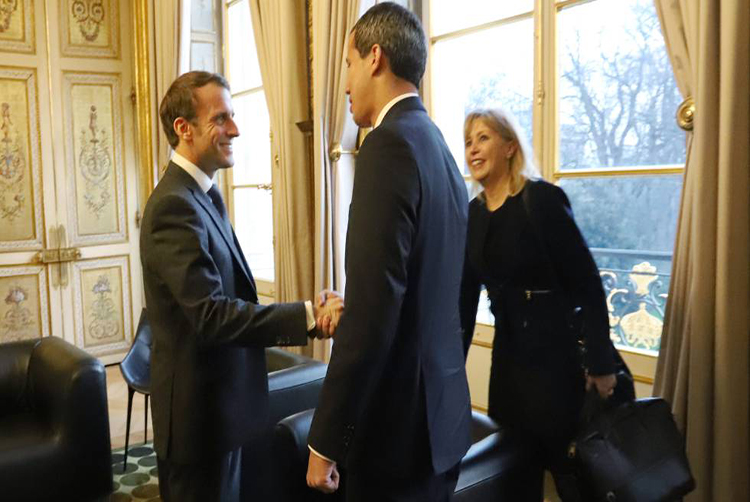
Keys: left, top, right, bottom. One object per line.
{"left": 132, "top": 0, "right": 155, "bottom": 210}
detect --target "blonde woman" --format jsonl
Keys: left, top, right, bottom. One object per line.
{"left": 459, "top": 108, "right": 617, "bottom": 500}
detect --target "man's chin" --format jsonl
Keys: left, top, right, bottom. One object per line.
{"left": 219, "top": 156, "right": 235, "bottom": 169}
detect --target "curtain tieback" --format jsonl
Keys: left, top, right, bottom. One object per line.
{"left": 329, "top": 142, "right": 358, "bottom": 163}
{"left": 676, "top": 96, "right": 695, "bottom": 131}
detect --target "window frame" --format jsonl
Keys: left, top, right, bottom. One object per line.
{"left": 222, "top": 0, "right": 276, "bottom": 298}
{"left": 422, "top": 0, "right": 686, "bottom": 363}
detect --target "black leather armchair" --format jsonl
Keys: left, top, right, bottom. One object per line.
{"left": 271, "top": 408, "right": 536, "bottom": 502}
{"left": 265, "top": 347, "right": 327, "bottom": 427}
{"left": 0, "top": 337, "right": 112, "bottom": 502}
{"left": 241, "top": 348, "right": 328, "bottom": 499}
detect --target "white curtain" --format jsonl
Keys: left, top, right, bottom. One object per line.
{"left": 153, "top": 0, "right": 191, "bottom": 179}
{"left": 309, "top": 0, "right": 374, "bottom": 361}
{"left": 249, "top": 0, "right": 315, "bottom": 354}
{"left": 653, "top": 1, "right": 749, "bottom": 501}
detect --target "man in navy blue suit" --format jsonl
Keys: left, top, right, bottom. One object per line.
{"left": 306, "top": 4, "right": 472, "bottom": 501}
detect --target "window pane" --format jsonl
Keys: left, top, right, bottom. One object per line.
{"left": 191, "top": 0, "right": 215, "bottom": 32}
{"left": 557, "top": 0, "right": 686, "bottom": 170}
{"left": 191, "top": 41, "right": 217, "bottom": 72}
{"left": 234, "top": 187, "right": 274, "bottom": 281}
{"left": 432, "top": 19, "right": 534, "bottom": 175}
{"left": 227, "top": 0, "right": 262, "bottom": 93}
{"left": 231, "top": 91, "right": 272, "bottom": 186}
{"left": 429, "top": 0, "right": 533, "bottom": 37}
{"left": 559, "top": 175, "right": 683, "bottom": 354}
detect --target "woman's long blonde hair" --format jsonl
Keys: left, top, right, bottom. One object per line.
{"left": 464, "top": 108, "right": 540, "bottom": 197}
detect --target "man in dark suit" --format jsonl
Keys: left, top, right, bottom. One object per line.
{"left": 140, "top": 71, "right": 341, "bottom": 502}
{"left": 306, "top": 4, "right": 472, "bottom": 501}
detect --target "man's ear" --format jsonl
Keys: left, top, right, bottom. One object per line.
{"left": 370, "top": 43, "right": 385, "bottom": 76}
{"left": 174, "top": 117, "right": 191, "bottom": 143}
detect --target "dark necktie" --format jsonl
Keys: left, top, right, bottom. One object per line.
{"left": 207, "top": 185, "right": 232, "bottom": 234}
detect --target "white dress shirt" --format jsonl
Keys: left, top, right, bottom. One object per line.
{"left": 373, "top": 92, "right": 419, "bottom": 128}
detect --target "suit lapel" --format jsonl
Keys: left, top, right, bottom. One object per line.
{"left": 191, "top": 189, "right": 255, "bottom": 287}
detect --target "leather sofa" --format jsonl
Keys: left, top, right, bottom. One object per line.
{"left": 240, "top": 348, "right": 328, "bottom": 499}
{"left": 0, "top": 337, "right": 112, "bottom": 502}
{"left": 271, "top": 408, "right": 537, "bottom": 501}
{"left": 266, "top": 347, "right": 327, "bottom": 427}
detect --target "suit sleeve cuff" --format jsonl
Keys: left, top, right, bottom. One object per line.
{"left": 308, "top": 445, "right": 335, "bottom": 463}
{"left": 305, "top": 300, "right": 316, "bottom": 331}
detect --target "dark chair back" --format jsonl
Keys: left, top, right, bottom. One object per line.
{"left": 119, "top": 309, "right": 152, "bottom": 394}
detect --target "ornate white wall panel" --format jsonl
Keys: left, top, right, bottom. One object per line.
{"left": 72, "top": 255, "right": 131, "bottom": 355}
{"left": 0, "top": 264, "right": 49, "bottom": 342}
{"left": 0, "top": 66, "right": 43, "bottom": 251}
{"left": 63, "top": 71, "right": 127, "bottom": 245}
{"left": 0, "top": 0, "right": 34, "bottom": 54}
{"left": 60, "top": 0, "right": 120, "bottom": 59}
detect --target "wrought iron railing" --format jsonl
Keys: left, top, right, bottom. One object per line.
{"left": 474, "top": 248, "right": 672, "bottom": 357}
{"left": 591, "top": 248, "right": 672, "bottom": 355}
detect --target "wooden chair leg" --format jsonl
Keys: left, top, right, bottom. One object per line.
{"left": 144, "top": 394, "right": 149, "bottom": 444}
{"left": 123, "top": 387, "right": 135, "bottom": 472}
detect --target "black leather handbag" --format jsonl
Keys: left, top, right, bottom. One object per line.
{"left": 569, "top": 396, "right": 696, "bottom": 502}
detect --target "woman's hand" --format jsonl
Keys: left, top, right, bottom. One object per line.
{"left": 586, "top": 373, "right": 617, "bottom": 399}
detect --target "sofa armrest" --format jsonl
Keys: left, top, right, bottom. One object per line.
{"left": 273, "top": 409, "right": 341, "bottom": 502}
{"left": 29, "top": 338, "right": 111, "bottom": 451}
{"left": 454, "top": 428, "right": 540, "bottom": 501}
{"left": 25, "top": 337, "right": 112, "bottom": 498}
{"left": 267, "top": 358, "right": 327, "bottom": 427}
{"left": 0, "top": 340, "right": 36, "bottom": 417}
{"left": 266, "top": 347, "right": 312, "bottom": 372}
{"left": 470, "top": 410, "right": 499, "bottom": 443}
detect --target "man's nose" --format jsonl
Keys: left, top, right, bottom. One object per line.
{"left": 227, "top": 118, "right": 240, "bottom": 137}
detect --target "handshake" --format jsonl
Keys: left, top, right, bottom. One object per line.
{"left": 311, "top": 290, "right": 344, "bottom": 340}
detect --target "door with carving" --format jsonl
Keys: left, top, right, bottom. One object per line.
{"left": 0, "top": 0, "right": 142, "bottom": 364}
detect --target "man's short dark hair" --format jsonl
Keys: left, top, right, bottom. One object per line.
{"left": 159, "top": 71, "right": 230, "bottom": 148}
{"left": 352, "top": 2, "right": 427, "bottom": 88}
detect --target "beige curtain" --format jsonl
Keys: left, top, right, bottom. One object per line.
{"left": 153, "top": 0, "right": 191, "bottom": 179}
{"left": 310, "top": 0, "right": 375, "bottom": 362}
{"left": 249, "top": 1, "right": 315, "bottom": 355}
{"left": 653, "top": 1, "right": 749, "bottom": 501}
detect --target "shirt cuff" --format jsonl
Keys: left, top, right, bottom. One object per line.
{"left": 308, "top": 445, "right": 335, "bottom": 463}
{"left": 305, "top": 300, "right": 316, "bottom": 331}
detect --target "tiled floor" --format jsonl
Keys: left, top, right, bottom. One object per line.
{"left": 106, "top": 364, "right": 152, "bottom": 450}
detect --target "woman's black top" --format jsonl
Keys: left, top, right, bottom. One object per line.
{"left": 459, "top": 179, "right": 615, "bottom": 436}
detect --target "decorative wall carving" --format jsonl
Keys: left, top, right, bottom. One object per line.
{"left": 0, "top": 265, "right": 49, "bottom": 343}
{"left": 0, "top": 0, "right": 34, "bottom": 53}
{"left": 60, "top": 0, "right": 119, "bottom": 58}
{"left": 0, "top": 67, "right": 43, "bottom": 251}
{"left": 63, "top": 72, "right": 126, "bottom": 245}
{"left": 72, "top": 256, "right": 131, "bottom": 355}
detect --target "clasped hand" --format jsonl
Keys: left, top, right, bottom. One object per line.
{"left": 312, "top": 290, "right": 344, "bottom": 339}
{"left": 306, "top": 451, "right": 339, "bottom": 494}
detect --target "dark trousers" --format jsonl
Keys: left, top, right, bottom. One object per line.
{"left": 499, "top": 430, "right": 581, "bottom": 502}
{"left": 157, "top": 448, "right": 242, "bottom": 502}
{"left": 344, "top": 463, "right": 460, "bottom": 502}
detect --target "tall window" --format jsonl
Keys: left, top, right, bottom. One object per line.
{"left": 428, "top": 0, "right": 685, "bottom": 356}
{"left": 224, "top": 0, "right": 275, "bottom": 285}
